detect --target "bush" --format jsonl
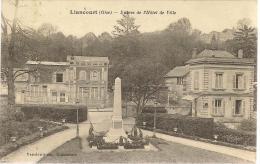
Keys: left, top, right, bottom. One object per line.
{"left": 97, "top": 142, "right": 118, "bottom": 149}
{"left": 124, "top": 141, "right": 144, "bottom": 149}
{"left": 142, "top": 106, "right": 167, "bottom": 113}
{"left": 21, "top": 105, "right": 88, "bottom": 123}
{"left": 137, "top": 113, "right": 214, "bottom": 139}
{"left": 238, "top": 119, "right": 256, "bottom": 132}
{"left": 13, "top": 111, "right": 25, "bottom": 122}
{"left": 214, "top": 125, "right": 256, "bottom": 146}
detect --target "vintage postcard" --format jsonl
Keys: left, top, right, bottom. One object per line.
{"left": 0, "top": 0, "right": 257, "bottom": 163}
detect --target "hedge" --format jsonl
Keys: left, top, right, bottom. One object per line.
{"left": 142, "top": 106, "right": 167, "bottom": 113}
{"left": 137, "top": 113, "right": 214, "bottom": 139}
{"left": 214, "top": 126, "right": 256, "bottom": 146}
{"left": 21, "top": 105, "right": 88, "bottom": 123}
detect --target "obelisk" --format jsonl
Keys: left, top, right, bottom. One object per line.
{"left": 104, "top": 77, "right": 127, "bottom": 142}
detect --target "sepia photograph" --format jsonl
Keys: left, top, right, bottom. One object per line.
{"left": 0, "top": 0, "right": 258, "bottom": 163}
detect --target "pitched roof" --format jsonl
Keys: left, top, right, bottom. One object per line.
{"left": 186, "top": 49, "right": 255, "bottom": 65}
{"left": 196, "top": 49, "right": 235, "bottom": 58}
{"left": 165, "top": 66, "right": 189, "bottom": 78}
{"left": 26, "top": 61, "right": 69, "bottom": 66}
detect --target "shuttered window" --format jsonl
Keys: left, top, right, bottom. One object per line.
{"left": 194, "top": 72, "right": 199, "bottom": 90}
{"left": 215, "top": 73, "right": 223, "bottom": 89}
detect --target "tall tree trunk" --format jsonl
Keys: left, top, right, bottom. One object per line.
{"left": 7, "top": 0, "right": 19, "bottom": 108}
{"left": 7, "top": 64, "right": 15, "bottom": 107}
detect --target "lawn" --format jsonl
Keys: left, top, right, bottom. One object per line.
{"left": 39, "top": 137, "right": 252, "bottom": 163}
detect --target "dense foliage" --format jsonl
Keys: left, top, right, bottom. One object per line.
{"left": 137, "top": 113, "right": 214, "bottom": 139}
{"left": 214, "top": 125, "right": 256, "bottom": 146}
{"left": 142, "top": 106, "right": 167, "bottom": 113}
{"left": 21, "top": 105, "right": 88, "bottom": 123}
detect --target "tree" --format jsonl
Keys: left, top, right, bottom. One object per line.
{"left": 37, "top": 23, "right": 57, "bottom": 37}
{"left": 233, "top": 25, "right": 256, "bottom": 58}
{"left": 1, "top": 0, "right": 41, "bottom": 107}
{"left": 167, "top": 17, "right": 192, "bottom": 35}
{"left": 210, "top": 34, "right": 218, "bottom": 50}
{"left": 237, "top": 18, "right": 252, "bottom": 29}
{"left": 112, "top": 14, "right": 140, "bottom": 37}
{"left": 121, "top": 58, "right": 167, "bottom": 114}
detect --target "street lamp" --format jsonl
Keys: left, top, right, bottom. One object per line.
{"left": 153, "top": 101, "right": 158, "bottom": 137}
{"left": 76, "top": 99, "right": 80, "bottom": 137}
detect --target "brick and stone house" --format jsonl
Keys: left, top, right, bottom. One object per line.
{"left": 165, "top": 49, "right": 256, "bottom": 128}
{"left": 1, "top": 56, "right": 109, "bottom": 108}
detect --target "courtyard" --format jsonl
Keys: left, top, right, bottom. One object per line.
{"left": 39, "top": 137, "right": 252, "bottom": 163}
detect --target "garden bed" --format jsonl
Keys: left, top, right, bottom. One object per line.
{"left": 0, "top": 119, "right": 68, "bottom": 158}
{"left": 140, "top": 127, "right": 256, "bottom": 152}
{"left": 137, "top": 113, "right": 256, "bottom": 151}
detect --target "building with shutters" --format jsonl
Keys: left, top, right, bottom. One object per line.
{"left": 3, "top": 56, "right": 109, "bottom": 108}
{"left": 165, "top": 49, "right": 256, "bottom": 127}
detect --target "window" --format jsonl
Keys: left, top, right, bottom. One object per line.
{"left": 194, "top": 71, "right": 199, "bottom": 90}
{"left": 69, "top": 69, "right": 74, "bottom": 81}
{"left": 60, "top": 92, "right": 65, "bottom": 102}
{"left": 213, "top": 99, "right": 224, "bottom": 116}
{"left": 30, "top": 85, "right": 39, "bottom": 97}
{"left": 235, "top": 74, "right": 243, "bottom": 89}
{"left": 183, "top": 80, "right": 187, "bottom": 91}
{"left": 79, "top": 70, "right": 86, "bottom": 80}
{"left": 56, "top": 73, "right": 63, "bottom": 82}
{"left": 100, "top": 87, "right": 104, "bottom": 100}
{"left": 91, "top": 71, "right": 99, "bottom": 81}
{"left": 30, "top": 75, "right": 36, "bottom": 83}
{"left": 51, "top": 91, "right": 57, "bottom": 102}
{"left": 235, "top": 100, "right": 242, "bottom": 115}
{"left": 79, "top": 87, "right": 89, "bottom": 102}
{"left": 42, "top": 86, "right": 47, "bottom": 96}
{"left": 91, "top": 87, "right": 98, "bottom": 99}
{"left": 203, "top": 103, "right": 208, "bottom": 108}
{"left": 177, "top": 77, "right": 183, "bottom": 85}
{"left": 215, "top": 73, "right": 223, "bottom": 89}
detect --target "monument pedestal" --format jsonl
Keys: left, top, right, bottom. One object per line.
{"left": 104, "top": 116, "right": 127, "bottom": 143}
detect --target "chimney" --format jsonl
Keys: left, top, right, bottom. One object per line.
{"left": 238, "top": 49, "right": 243, "bottom": 58}
{"left": 192, "top": 48, "right": 197, "bottom": 58}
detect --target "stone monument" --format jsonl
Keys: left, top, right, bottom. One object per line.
{"left": 104, "top": 77, "right": 127, "bottom": 142}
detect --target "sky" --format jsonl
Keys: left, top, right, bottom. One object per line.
{"left": 2, "top": 0, "right": 257, "bottom": 37}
